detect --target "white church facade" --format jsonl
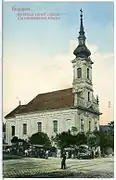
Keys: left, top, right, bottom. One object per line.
{"left": 5, "top": 10, "right": 102, "bottom": 145}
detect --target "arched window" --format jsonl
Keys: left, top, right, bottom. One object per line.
{"left": 23, "top": 124, "right": 27, "bottom": 135}
{"left": 87, "top": 68, "right": 89, "bottom": 79}
{"left": 88, "top": 92, "right": 90, "bottom": 101}
{"left": 53, "top": 120, "right": 58, "bottom": 133}
{"left": 38, "top": 122, "right": 42, "bottom": 132}
{"left": 11, "top": 126, "right": 15, "bottom": 136}
{"left": 81, "top": 119, "right": 84, "bottom": 131}
{"left": 95, "top": 122, "right": 98, "bottom": 131}
{"left": 77, "top": 68, "right": 82, "bottom": 78}
{"left": 89, "top": 121, "right": 91, "bottom": 131}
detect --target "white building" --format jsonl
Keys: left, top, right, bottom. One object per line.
{"left": 5, "top": 10, "right": 102, "bottom": 145}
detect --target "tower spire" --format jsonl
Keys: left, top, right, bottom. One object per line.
{"left": 79, "top": 9, "right": 84, "bottom": 35}
{"left": 73, "top": 9, "right": 91, "bottom": 58}
{"left": 78, "top": 8, "right": 86, "bottom": 45}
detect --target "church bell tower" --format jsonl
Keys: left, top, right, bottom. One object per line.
{"left": 72, "top": 9, "right": 100, "bottom": 115}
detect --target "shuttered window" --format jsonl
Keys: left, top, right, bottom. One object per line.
{"left": 11, "top": 126, "right": 15, "bottom": 136}
{"left": 53, "top": 120, "right": 58, "bottom": 133}
{"left": 38, "top": 122, "right": 42, "bottom": 132}
{"left": 23, "top": 124, "right": 27, "bottom": 134}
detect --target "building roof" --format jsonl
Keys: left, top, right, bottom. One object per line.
{"left": 5, "top": 105, "right": 26, "bottom": 118}
{"left": 5, "top": 88, "right": 74, "bottom": 118}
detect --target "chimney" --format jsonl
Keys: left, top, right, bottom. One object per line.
{"left": 19, "top": 101, "right": 21, "bottom": 106}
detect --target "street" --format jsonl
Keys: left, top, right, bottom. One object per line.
{"left": 3, "top": 156, "right": 114, "bottom": 178}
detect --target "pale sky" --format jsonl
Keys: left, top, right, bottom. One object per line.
{"left": 3, "top": 1, "right": 114, "bottom": 125}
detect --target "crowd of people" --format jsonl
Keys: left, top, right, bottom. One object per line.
{"left": 24, "top": 148, "right": 49, "bottom": 158}
{"left": 4, "top": 144, "right": 103, "bottom": 170}
{"left": 4, "top": 143, "right": 102, "bottom": 166}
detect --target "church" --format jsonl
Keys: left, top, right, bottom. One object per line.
{"left": 5, "top": 10, "right": 102, "bottom": 145}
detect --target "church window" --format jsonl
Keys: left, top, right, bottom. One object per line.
{"left": 81, "top": 119, "right": 84, "bottom": 131}
{"left": 11, "top": 126, "right": 15, "bottom": 136}
{"left": 38, "top": 122, "right": 42, "bottom": 132}
{"left": 23, "top": 123, "right": 27, "bottom": 134}
{"left": 95, "top": 122, "right": 98, "bottom": 131}
{"left": 53, "top": 120, "right": 58, "bottom": 133}
{"left": 77, "top": 68, "right": 82, "bottom": 78}
{"left": 89, "top": 121, "right": 91, "bottom": 131}
{"left": 87, "top": 68, "right": 89, "bottom": 79}
{"left": 66, "top": 119, "right": 71, "bottom": 131}
{"left": 88, "top": 92, "right": 90, "bottom": 101}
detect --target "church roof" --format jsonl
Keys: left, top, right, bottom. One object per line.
{"left": 73, "top": 44, "right": 91, "bottom": 58}
{"left": 5, "top": 88, "right": 74, "bottom": 118}
{"left": 5, "top": 105, "right": 26, "bottom": 118}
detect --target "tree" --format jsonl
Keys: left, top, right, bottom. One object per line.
{"left": 55, "top": 131, "right": 87, "bottom": 149}
{"left": 23, "top": 140, "right": 29, "bottom": 150}
{"left": 55, "top": 131, "right": 76, "bottom": 148}
{"left": 18, "top": 139, "right": 29, "bottom": 150}
{"left": 76, "top": 132, "right": 87, "bottom": 146}
{"left": 108, "top": 121, "right": 114, "bottom": 136}
{"left": 11, "top": 136, "right": 19, "bottom": 155}
{"left": 93, "top": 130, "right": 100, "bottom": 146}
{"left": 93, "top": 129, "right": 114, "bottom": 153}
{"left": 87, "top": 133, "right": 97, "bottom": 148}
{"left": 29, "top": 132, "right": 51, "bottom": 148}
{"left": 11, "top": 136, "right": 18, "bottom": 144}
{"left": 107, "top": 121, "right": 114, "bottom": 150}
{"left": 99, "top": 121, "right": 114, "bottom": 151}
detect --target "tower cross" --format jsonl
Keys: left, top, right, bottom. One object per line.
{"left": 80, "top": 8, "right": 83, "bottom": 15}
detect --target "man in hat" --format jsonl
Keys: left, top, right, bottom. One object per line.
{"left": 61, "top": 151, "right": 66, "bottom": 169}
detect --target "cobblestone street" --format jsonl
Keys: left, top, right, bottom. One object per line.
{"left": 3, "top": 156, "right": 114, "bottom": 178}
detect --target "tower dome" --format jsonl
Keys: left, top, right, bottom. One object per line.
{"left": 73, "top": 9, "right": 91, "bottom": 58}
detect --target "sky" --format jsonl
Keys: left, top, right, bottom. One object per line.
{"left": 3, "top": 1, "right": 114, "bottom": 125}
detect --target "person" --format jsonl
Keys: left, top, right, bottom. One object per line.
{"left": 45, "top": 150, "right": 49, "bottom": 159}
{"left": 61, "top": 151, "right": 66, "bottom": 169}
{"left": 25, "top": 149, "right": 28, "bottom": 157}
{"left": 91, "top": 149, "right": 94, "bottom": 159}
{"left": 66, "top": 151, "right": 68, "bottom": 159}
{"left": 7, "top": 148, "right": 10, "bottom": 153}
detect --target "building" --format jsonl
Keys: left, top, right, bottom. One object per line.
{"left": 5, "top": 10, "right": 102, "bottom": 145}
{"left": 99, "top": 125, "right": 110, "bottom": 133}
